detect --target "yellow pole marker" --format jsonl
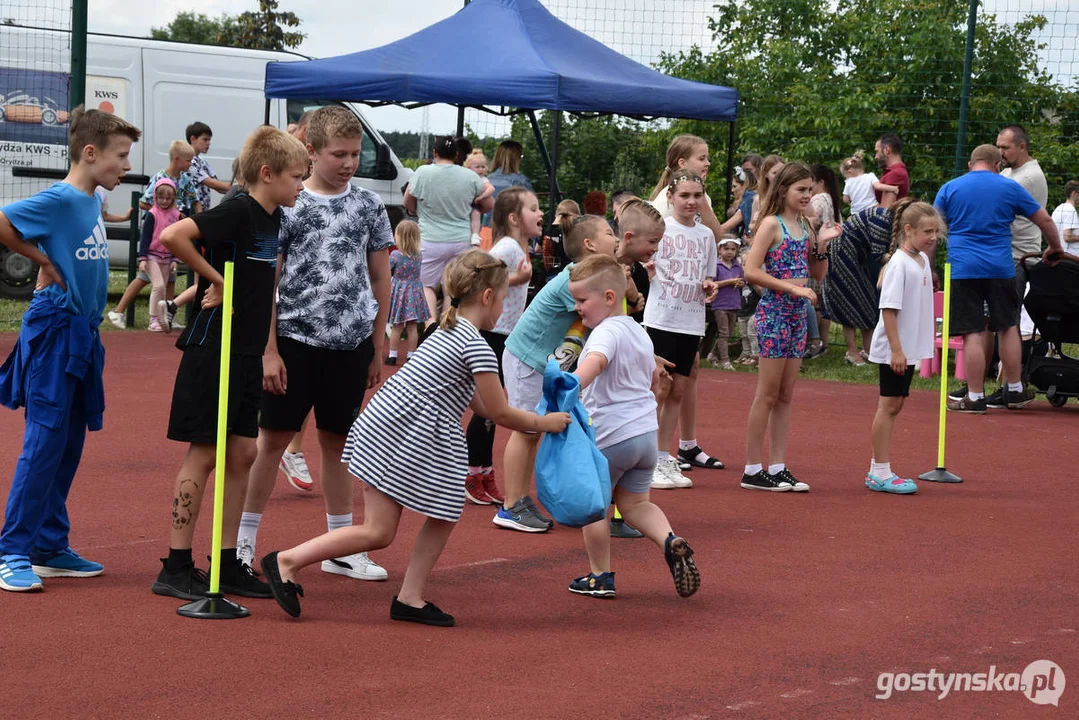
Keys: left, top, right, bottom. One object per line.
{"left": 919, "top": 262, "right": 962, "bottom": 483}
{"left": 178, "top": 262, "right": 250, "bottom": 617}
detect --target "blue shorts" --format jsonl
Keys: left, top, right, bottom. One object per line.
{"left": 600, "top": 431, "right": 657, "bottom": 494}
{"left": 755, "top": 289, "right": 808, "bottom": 359}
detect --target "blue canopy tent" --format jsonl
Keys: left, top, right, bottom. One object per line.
{"left": 263, "top": 0, "right": 739, "bottom": 204}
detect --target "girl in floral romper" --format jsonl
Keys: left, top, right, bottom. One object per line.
{"left": 741, "top": 163, "right": 842, "bottom": 493}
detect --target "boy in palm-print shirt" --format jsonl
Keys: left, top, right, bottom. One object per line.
{"left": 237, "top": 106, "right": 395, "bottom": 582}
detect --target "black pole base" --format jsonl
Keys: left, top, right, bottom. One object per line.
{"left": 918, "top": 467, "right": 963, "bottom": 483}
{"left": 177, "top": 592, "right": 250, "bottom": 619}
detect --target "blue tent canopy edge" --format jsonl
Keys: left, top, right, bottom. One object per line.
{"left": 263, "top": 0, "right": 737, "bottom": 123}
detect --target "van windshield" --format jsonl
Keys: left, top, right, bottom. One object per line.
{"left": 287, "top": 99, "right": 378, "bottom": 179}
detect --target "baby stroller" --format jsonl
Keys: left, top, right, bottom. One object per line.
{"left": 1021, "top": 252, "right": 1079, "bottom": 408}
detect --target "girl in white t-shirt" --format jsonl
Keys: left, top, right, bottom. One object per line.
{"left": 866, "top": 201, "right": 942, "bottom": 494}
{"left": 568, "top": 255, "right": 700, "bottom": 599}
{"left": 841, "top": 151, "right": 899, "bottom": 214}
{"left": 464, "top": 187, "right": 542, "bottom": 506}
{"left": 643, "top": 170, "right": 718, "bottom": 487}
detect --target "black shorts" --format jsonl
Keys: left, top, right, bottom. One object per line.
{"left": 259, "top": 335, "right": 375, "bottom": 436}
{"left": 646, "top": 327, "right": 699, "bottom": 377}
{"left": 480, "top": 329, "right": 507, "bottom": 385}
{"left": 949, "top": 278, "right": 1019, "bottom": 336}
{"left": 168, "top": 344, "right": 263, "bottom": 444}
{"left": 878, "top": 363, "right": 915, "bottom": 397}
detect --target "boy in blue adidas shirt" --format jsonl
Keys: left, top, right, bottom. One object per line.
{"left": 0, "top": 108, "right": 141, "bottom": 592}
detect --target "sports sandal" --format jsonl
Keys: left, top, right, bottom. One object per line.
{"left": 677, "top": 445, "right": 725, "bottom": 470}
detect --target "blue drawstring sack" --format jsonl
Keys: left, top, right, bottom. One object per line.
{"left": 534, "top": 360, "right": 611, "bottom": 528}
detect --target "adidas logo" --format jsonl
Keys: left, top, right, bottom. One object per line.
{"left": 75, "top": 220, "right": 109, "bottom": 261}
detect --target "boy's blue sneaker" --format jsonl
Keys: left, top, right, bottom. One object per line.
{"left": 0, "top": 554, "right": 44, "bottom": 592}
{"left": 865, "top": 473, "right": 918, "bottom": 495}
{"left": 30, "top": 548, "right": 104, "bottom": 578}
{"left": 568, "top": 571, "right": 616, "bottom": 598}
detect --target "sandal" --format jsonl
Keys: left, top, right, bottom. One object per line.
{"left": 677, "top": 445, "right": 725, "bottom": 470}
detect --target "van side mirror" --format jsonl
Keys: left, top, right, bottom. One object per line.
{"left": 376, "top": 144, "right": 397, "bottom": 181}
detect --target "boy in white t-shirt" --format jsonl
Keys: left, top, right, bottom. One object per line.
{"left": 841, "top": 152, "right": 899, "bottom": 215}
{"left": 1051, "top": 180, "right": 1079, "bottom": 257}
{"left": 865, "top": 203, "right": 941, "bottom": 495}
{"left": 567, "top": 256, "right": 700, "bottom": 599}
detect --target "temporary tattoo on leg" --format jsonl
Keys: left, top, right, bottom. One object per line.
{"left": 172, "top": 478, "right": 198, "bottom": 530}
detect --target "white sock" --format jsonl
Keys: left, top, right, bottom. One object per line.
{"left": 237, "top": 512, "right": 262, "bottom": 557}
{"left": 387, "top": 350, "right": 398, "bottom": 359}
{"left": 744, "top": 463, "right": 763, "bottom": 476}
{"left": 657, "top": 451, "right": 671, "bottom": 462}
{"left": 871, "top": 461, "right": 892, "bottom": 478}
{"left": 768, "top": 463, "right": 786, "bottom": 475}
{"left": 407, "top": 351, "right": 416, "bottom": 358}
{"left": 969, "top": 391, "right": 984, "bottom": 401}
{"left": 468, "top": 465, "right": 483, "bottom": 476}
{"left": 869, "top": 459, "right": 876, "bottom": 474}
{"left": 678, "top": 439, "right": 697, "bottom": 451}
{"left": 327, "top": 512, "right": 352, "bottom": 534}
{"left": 1008, "top": 381, "right": 1023, "bottom": 392}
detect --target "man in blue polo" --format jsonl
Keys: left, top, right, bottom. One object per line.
{"left": 934, "top": 144, "right": 1061, "bottom": 414}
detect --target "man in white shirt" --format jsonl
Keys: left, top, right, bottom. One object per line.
{"left": 1051, "top": 180, "right": 1079, "bottom": 257}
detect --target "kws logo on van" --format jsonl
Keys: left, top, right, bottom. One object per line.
{"left": 77, "top": 220, "right": 109, "bottom": 261}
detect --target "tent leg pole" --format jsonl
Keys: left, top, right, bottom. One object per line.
{"left": 550, "top": 111, "right": 562, "bottom": 210}
{"left": 456, "top": 107, "right": 465, "bottom": 138}
{"left": 724, "top": 120, "right": 736, "bottom": 217}
{"left": 264, "top": 99, "right": 271, "bottom": 127}
{"left": 527, "top": 110, "right": 560, "bottom": 214}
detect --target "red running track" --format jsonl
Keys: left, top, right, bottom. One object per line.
{"left": 0, "top": 332, "right": 1075, "bottom": 719}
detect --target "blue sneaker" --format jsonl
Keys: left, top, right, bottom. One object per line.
{"left": 865, "top": 473, "right": 918, "bottom": 495}
{"left": 30, "top": 548, "right": 104, "bottom": 578}
{"left": 568, "top": 571, "right": 616, "bottom": 598}
{"left": 0, "top": 554, "right": 44, "bottom": 592}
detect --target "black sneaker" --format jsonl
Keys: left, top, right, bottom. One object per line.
{"left": 610, "top": 518, "right": 644, "bottom": 539}
{"left": 772, "top": 468, "right": 809, "bottom": 492}
{"left": 946, "top": 394, "right": 987, "bottom": 414}
{"left": 1005, "top": 384, "right": 1036, "bottom": 409}
{"left": 216, "top": 554, "right": 272, "bottom": 598}
{"left": 985, "top": 387, "right": 1007, "bottom": 409}
{"left": 261, "top": 551, "right": 304, "bottom": 617}
{"left": 568, "top": 571, "right": 616, "bottom": 598}
{"left": 151, "top": 558, "right": 209, "bottom": 600}
{"left": 390, "top": 596, "right": 455, "bottom": 626}
{"left": 664, "top": 534, "right": 700, "bottom": 598}
{"left": 385, "top": 356, "right": 397, "bottom": 366}
{"left": 740, "top": 470, "right": 791, "bottom": 492}
{"left": 948, "top": 383, "right": 969, "bottom": 400}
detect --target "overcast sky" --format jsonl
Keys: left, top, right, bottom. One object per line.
{"left": 78, "top": 0, "right": 1078, "bottom": 135}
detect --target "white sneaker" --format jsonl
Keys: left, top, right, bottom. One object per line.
{"left": 660, "top": 457, "right": 694, "bottom": 488}
{"left": 321, "top": 552, "right": 388, "bottom": 581}
{"left": 650, "top": 461, "right": 677, "bottom": 489}
{"left": 106, "top": 311, "right": 126, "bottom": 330}
{"left": 279, "top": 450, "right": 313, "bottom": 491}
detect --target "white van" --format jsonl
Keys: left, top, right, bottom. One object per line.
{"left": 0, "top": 27, "right": 413, "bottom": 299}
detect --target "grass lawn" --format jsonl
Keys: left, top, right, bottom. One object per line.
{"left": 0, "top": 270, "right": 193, "bottom": 333}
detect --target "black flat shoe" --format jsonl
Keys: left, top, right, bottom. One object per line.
{"left": 390, "top": 596, "right": 455, "bottom": 627}
{"left": 260, "top": 551, "right": 304, "bottom": 618}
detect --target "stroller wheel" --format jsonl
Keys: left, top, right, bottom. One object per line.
{"left": 1049, "top": 395, "right": 1068, "bottom": 408}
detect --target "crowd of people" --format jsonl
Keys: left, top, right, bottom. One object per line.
{"left": 0, "top": 105, "right": 1070, "bottom": 630}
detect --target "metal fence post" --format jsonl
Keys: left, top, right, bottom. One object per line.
{"left": 69, "top": 0, "right": 87, "bottom": 110}
{"left": 126, "top": 191, "right": 139, "bottom": 328}
{"left": 953, "top": 0, "right": 979, "bottom": 177}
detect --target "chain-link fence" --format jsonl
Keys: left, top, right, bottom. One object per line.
{"left": 1, "top": 0, "right": 72, "bottom": 328}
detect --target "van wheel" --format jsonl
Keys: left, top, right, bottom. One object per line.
{"left": 0, "top": 248, "right": 38, "bottom": 300}
{"left": 386, "top": 206, "right": 406, "bottom": 232}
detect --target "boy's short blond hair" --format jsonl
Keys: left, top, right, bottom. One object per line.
{"left": 168, "top": 140, "right": 195, "bottom": 160}
{"left": 617, "top": 197, "right": 664, "bottom": 235}
{"left": 305, "top": 106, "right": 362, "bottom": 151}
{"left": 238, "top": 126, "right": 309, "bottom": 186}
{"left": 565, "top": 214, "right": 608, "bottom": 262}
{"left": 67, "top": 106, "right": 141, "bottom": 163}
{"left": 568, "top": 254, "right": 626, "bottom": 296}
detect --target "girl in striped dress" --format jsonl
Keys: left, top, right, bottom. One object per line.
{"left": 260, "top": 250, "right": 571, "bottom": 627}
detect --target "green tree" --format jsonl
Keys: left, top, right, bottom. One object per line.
{"left": 151, "top": 1, "right": 304, "bottom": 52}
{"left": 658, "top": 0, "right": 1078, "bottom": 206}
